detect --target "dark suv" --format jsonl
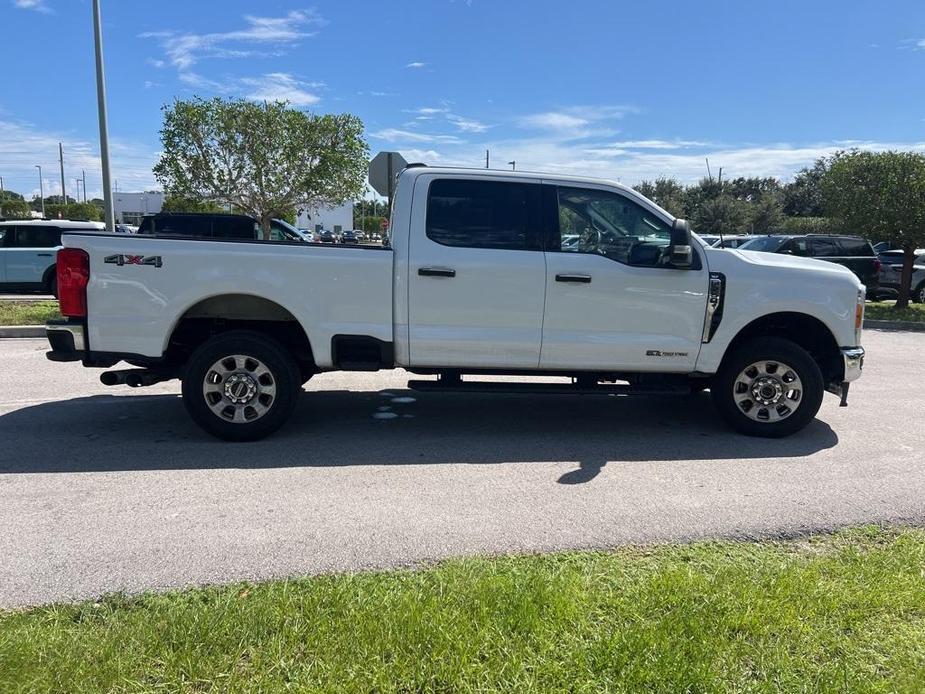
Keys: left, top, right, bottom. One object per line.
{"left": 137, "top": 213, "right": 303, "bottom": 242}
{"left": 738, "top": 234, "right": 880, "bottom": 292}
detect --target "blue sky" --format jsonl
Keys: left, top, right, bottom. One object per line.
{"left": 2, "top": 0, "right": 924, "bottom": 199}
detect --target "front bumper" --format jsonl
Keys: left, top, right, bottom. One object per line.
{"left": 841, "top": 346, "right": 864, "bottom": 382}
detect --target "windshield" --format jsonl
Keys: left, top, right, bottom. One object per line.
{"left": 739, "top": 236, "right": 786, "bottom": 252}
{"left": 269, "top": 219, "right": 304, "bottom": 242}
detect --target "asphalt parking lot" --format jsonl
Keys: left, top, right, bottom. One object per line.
{"left": 1, "top": 330, "right": 923, "bottom": 607}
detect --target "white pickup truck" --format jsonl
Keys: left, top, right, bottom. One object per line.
{"left": 46, "top": 166, "right": 865, "bottom": 441}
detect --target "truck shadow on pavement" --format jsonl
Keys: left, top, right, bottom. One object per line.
{"left": 0, "top": 388, "right": 839, "bottom": 482}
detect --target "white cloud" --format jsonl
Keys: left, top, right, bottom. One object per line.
{"left": 370, "top": 128, "right": 462, "bottom": 144}
{"left": 13, "top": 0, "right": 51, "bottom": 13}
{"left": 240, "top": 73, "right": 321, "bottom": 106}
{"left": 405, "top": 61, "right": 426, "bottom": 69}
{"left": 0, "top": 117, "right": 158, "bottom": 199}
{"left": 141, "top": 10, "right": 324, "bottom": 83}
{"left": 446, "top": 114, "right": 489, "bottom": 133}
{"left": 381, "top": 132, "right": 925, "bottom": 186}
{"left": 519, "top": 105, "right": 635, "bottom": 138}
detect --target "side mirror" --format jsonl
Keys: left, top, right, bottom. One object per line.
{"left": 669, "top": 219, "right": 693, "bottom": 269}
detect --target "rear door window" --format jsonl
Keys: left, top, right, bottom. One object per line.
{"left": 426, "top": 179, "right": 541, "bottom": 250}
{"left": 810, "top": 238, "right": 840, "bottom": 257}
{"left": 11, "top": 226, "right": 62, "bottom": 247}
{"left": 838, "top": 238, "right": 874, "bottom": 256}
{"left": 157, "top": 216, "right": 212, "bottom": 237}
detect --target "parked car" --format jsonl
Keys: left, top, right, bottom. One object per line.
{"left": 45, "top": 166, "right": 865, "bottom": 441}
{"left": 0, "top": 219, "right": 104, "bottom": 296}
{"left": 136, "top": 213, "right": 304, "bottom": 242}
{"left": 876, "top": 249, "right": 925, "bottom": 302}
{"left": 340, "top": 229, "right": 360, "bottom": 244}
{"left": 737, "top": 234, "right": 880, "bottom": 292}
{"left": 711, "top": 235, "right": 759, "bottom": 249}
{"left": 319, "top": 230, "right": 337, "bottom": 243}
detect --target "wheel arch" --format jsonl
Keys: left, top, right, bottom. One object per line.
{"left": 723, "top": 311, "right": 843, "bottom": 385}
{"left": 164, "top": 293, "right": 316, "bottom": 377}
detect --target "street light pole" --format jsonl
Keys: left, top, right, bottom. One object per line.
{"left": 59, "top": 143, "right": 66, "bottom": 209}
{"left": 0, "top": 176, "right": 4, "bottom": 218}
{"left": 36, "top": 166, "right": 45, "bottom": 217}
{"left": 92, "top": 0, "right": 115, "bottom": 231}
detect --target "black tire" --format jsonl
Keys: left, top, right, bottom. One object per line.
{"left": 712, "top": 337, "right": 824, "bottom": 438}
{"left": 47, "top": 273, "right": 58, "bottom": 298}
{"left": 913, "top": 282, "right": 925, "bottom": 304}
{"left": 181, "top": 330, "right": 301, "bottom": 441}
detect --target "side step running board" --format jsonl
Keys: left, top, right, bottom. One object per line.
{"left": 406, "top": 379, "right": 690, "bottom": 396}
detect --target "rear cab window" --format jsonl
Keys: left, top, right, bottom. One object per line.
{"left": 426, "top": 178, "right": 541, "bottom": 250}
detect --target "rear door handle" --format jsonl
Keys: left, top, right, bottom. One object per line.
{"left": 555, "top": 273, "right": 592, "bottom": 283}
{"left": 418, "top": 267, "right": 456, "bottom": 278}
{"left": 37, "top": 253, "right": 53, "bottom": 257}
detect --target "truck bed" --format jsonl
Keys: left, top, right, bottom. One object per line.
{"left": 65, "top": 233, "right": 394, "bottom": 368}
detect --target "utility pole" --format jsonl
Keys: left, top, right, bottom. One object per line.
{"left": 36, "top": 166, "right": 45, "bottom": 217}
{"left": 485, "top": 149, "right": 490, "bottom": 169}
{"left": 0, "top": 176, "right": 4, "bottom": 218}
{"left": 59, "top": 143, "right": 67, "bottom": 208}
{"left": 82, "top": 170, "right": 87, "bottom": 202}
{"left": 705, "top": 157, "right": 712, "bottom": 182}
{"left": 93, "top": 0, "right": 115, "bottom": 231}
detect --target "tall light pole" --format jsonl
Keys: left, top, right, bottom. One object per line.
{"left": 36, "top": 166, "right": 45, "bottom": 217}
{"left": 93, "top": 0, "right": 115, "bottom": 231}
{"left": 59, "top": 143, "right": 67, "bottom": 208}
{"left": 0, "top": 176, "right": 4, "bottom": 218}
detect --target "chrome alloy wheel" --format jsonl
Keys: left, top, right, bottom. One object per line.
{"left": 202, "top": 354, "right": 277, "bottom": 424}
{"left": 732, "top": 360, "right": 803, "bottom": 423}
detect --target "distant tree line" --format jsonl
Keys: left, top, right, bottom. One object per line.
{"left": 0, "top": 190, "right": 104, "bottom": 222}
{"left": 633, "top": 160, "right": 832, "bottom": 237}
{"left": 635, "top": 150, "right": 925, "bottom": 308}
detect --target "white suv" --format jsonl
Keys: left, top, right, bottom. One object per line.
{"left": 0, "top": 219, "right": 104, "bottom": 296}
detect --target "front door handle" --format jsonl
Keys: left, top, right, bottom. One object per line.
{"left": 555, "top": 273, "right": 592, "bottom": 283}
{"left": 37, "top": 253, "right": 53, "bottom": 257}
{"left": 418, "top": 267, "right": 456, "bottom": 278}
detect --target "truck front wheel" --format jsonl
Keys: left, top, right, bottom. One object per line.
{"left": 181, "top": 330, "right": 301, "bottom": 441}
{"left": 712, "top": 337, "right": 824, "bottom": 438}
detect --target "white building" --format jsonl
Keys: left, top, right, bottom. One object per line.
{"left": 297, "top": 202, "right": 354, "bottom": 233}
{"left": 113, "top": 192, "right": 165, "bottom": 226}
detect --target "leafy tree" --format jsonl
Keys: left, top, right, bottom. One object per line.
{"left": 161, "top": 194, "right": 225, "bottom": 214}
{"left": 43, "top": 202, "right": 102, "bottom": 221}
{"left": 780, "top": 216, "right": 837, "bottom": 234}
{"left": 747, "top": 191, "right": 784, "bottom": 234}
{"left": 633, "top": 177, "right": 685, "bottom": 217}
{"left": 822, "top": 150, "right": 925, "bottom": 308}
{"left": 783, "top": 159, "right": 828, "bottom": 217}
{"left": 30, "top": 194, "right": 76, "bottom": 211}
{"left": 154, "top": 97, "right": 368, "bottom": 239}
{"left": 691, "top": 195, "right": 748, "bottom": 236}
{"left": 1, "top": 198, "right": 32, "bottom": 219}
{"left": 680, "top": 177, "right": 724, "bottom": 219}
{"left": 724, "top": 177, "right": 781, "bottom": 202}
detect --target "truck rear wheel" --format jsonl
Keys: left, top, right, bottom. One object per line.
{"left": 712, "top": 337, "right": 824, "bottom": 438}
{"left": 181, "top": 330, "right": 301, "bottom": 441}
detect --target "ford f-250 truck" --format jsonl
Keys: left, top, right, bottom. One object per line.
{"left": 45, "top": 166, "right": 865, "bottom": 441}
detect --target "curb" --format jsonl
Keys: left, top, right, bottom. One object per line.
{"left": 864, "top": 319, "right": 925, "bottom": 332}
{"left": 0, "top": 326, "right": 46, "bottom": 339}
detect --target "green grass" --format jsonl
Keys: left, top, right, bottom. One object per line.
{"left": 866, "top": 300, "right": 925, "bottom": 323}
{"left": 0, "top": 300, "right": 60, "bottom": 326}
{"left": 2, "top": 527, "right": 925, "bottom": 692}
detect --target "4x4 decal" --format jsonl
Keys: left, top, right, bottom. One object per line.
{"left": 104, "top": 254, "right": 163, "bottom": 268}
